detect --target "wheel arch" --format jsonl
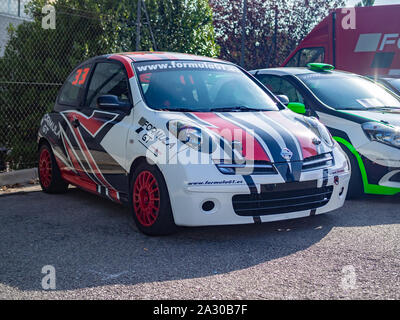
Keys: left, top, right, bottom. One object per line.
{"left": 128, "top": 156, "right": 167, "bottom": 186}
{"left": 335, "top": 137, "right": 366, "bottom": 190}
{"left": 38, "top": 137, "right": 50, "bottom": 150}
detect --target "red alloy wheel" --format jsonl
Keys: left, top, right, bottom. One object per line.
{"left": 133, "top": 171, "right": 161, "bottom": 227}
{"left": 39, "top": 148, "right": 52, "bottom": 188}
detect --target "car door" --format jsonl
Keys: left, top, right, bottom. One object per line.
{"left": 67, "top": 60, "right": 134, "bottom": 201}
{"left": 257, "top": 74, "right": 305, "bottom": 104}
{"left": 53, "top": 63, "right": 93, "bottom": 186}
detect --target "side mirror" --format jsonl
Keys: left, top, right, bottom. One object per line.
{"left": 287, "top": 102, "right": 306, "bottom": 114}
{"left": 97, "top": 95, "right": 132, "bottom": 111}
{"left": 276, "top": 95, "right": 290, "bottom": 105}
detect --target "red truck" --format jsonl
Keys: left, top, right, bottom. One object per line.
{"left": 282, "top": 4, "right": 400, "bottom": 76}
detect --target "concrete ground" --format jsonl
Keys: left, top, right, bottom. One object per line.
{"left": 0, "top": 185, "right": 399, "bottom": 300}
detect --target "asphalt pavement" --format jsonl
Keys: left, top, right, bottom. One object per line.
{"left": 0, "top": 185, "right": 399, "bottom": 299}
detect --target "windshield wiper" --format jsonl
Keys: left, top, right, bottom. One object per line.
{"left": 209, "top": 106, "right": 268, "bottom": 112}
{"left": 340, "top": 107, "right": 364, "bottom": 110}
{"left": 366, "top": 106, "right": 400, "bottom": 111}
{"left": 158, "top": 107, "right": 198, "bottom": 112}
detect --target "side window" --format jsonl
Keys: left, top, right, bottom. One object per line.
{"left": 58, "top": 65, "right": 91, "bottom": 106}
{"left": 285, "top": 47, "right": 325, "bottom": 67}
{"left": 85, "top": 62, "right": 130, "bottom": 109}
{"left": 257, "top": 75, "right": 305, "bottom": 104}
{"left": 298, "top": 47, "right": 325, "bottom": 66}
{"left": 285, "top": 51, "right": 300, "bottom": 67}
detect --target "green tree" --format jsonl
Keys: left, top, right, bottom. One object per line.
{"left": 211, "top": 0, "right": 345, "bottom": 70}
{"left": 356, "top": 0, "right": 375, "bottom": 7}
{"left": 0, "top": 0, "right": 112, "bottom": 168}
{"left": 0, "top": 0, "right": 219, "bottom": 169}
{"left": 103, "top": 0, "right": 219, "bottom": 57}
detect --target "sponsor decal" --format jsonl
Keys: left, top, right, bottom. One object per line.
{"left": 188, "top": 179, "right": 244, "bottom": 186}
{"left": 41, "top": 114, "right": 61, "bottom": 138}
{"left": 137, "top": 117, "right": 176, "bottom": 150}
{"left": 135, "top": 61, "right": 240, "bottom": 73}
{"left": 355, "top": 33, "right": 400, "bottom": 53}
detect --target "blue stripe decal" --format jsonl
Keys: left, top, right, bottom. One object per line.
{"left": 259, "top": 113, "right": 301, "bottom": 162}
{"left": 243, "top": 175, "right": 257, "bottom": 194}
{"left": 225, "top": 113, "right": 292, "bottom": 182}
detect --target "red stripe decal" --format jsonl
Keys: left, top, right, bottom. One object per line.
{"left": 70, "top": 126, "right": 120, "bottom": 203}
{"left": 60, "top": 129, "right": 120, "bottom": 203}
{"left": 66, "top": 112, "right": 105, "bottom": 137}
{"left": 60, "top": 134, "right": 97, "bottom": 192}
{"left": 109, "top": 55, "right": 135, "bottom": 78}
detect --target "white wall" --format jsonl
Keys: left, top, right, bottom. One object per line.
{"left": 0, "top": 0, "right": 31, "bottom": 56}
{"left": 0, "top": 13, "right": 27, "bottom": 56}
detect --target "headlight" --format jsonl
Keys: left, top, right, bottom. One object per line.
{"left": 168, "top": 120, "right": 215, "bottom": 153}
{"left": 303, "top": 117, "right": 334, "bottom": 147}
{"left": 362, "top": 122, "right": 400, "bottom": 148}
{"left": 177, "top": 126, "right": 202, "bottom": 150}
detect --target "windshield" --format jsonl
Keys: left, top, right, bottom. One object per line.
{"left": 134, "top": 60, "right": 278, "bottom": 112}
{"left": 298, "top": 73, "right": 400, "bottom": 110}
{"left": 384, "top": 78, "right": 400, "bottom": 91}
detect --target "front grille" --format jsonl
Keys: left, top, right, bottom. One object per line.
{"left": 302, "top": 153, "right": 333, "bottom": 171}
{"left": 215, "top": 160, "right": 276, "bottom": 175}
{"left": 232, "top": 180, "right": 333, "bottom": 216}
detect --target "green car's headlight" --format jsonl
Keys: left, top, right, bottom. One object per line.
{"left": 362, "top": 122, "right": 400, "bottom": 148}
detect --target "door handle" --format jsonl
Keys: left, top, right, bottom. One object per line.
{"left": 71, "top": 118, "right": 80, "bottom": 128}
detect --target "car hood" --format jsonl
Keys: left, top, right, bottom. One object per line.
{"left": 182, "top": 109, "right": 332, "bottom": 163}
{"left": 340, "top": 109, "right": 400, "bottom": 127}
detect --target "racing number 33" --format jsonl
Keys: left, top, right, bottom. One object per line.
{"left": 72, "top": 68, "right": 90, "bottom": 86}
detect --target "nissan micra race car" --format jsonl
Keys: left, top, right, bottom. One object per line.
{"left": 251, "top": 63, "right": 400, "bottom": 198}
{"left": 38, "top": 53, "right": 349, "bottom": 235}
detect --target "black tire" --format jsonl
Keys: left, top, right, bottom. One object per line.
{"left": 38, "top": 143, "right": 69, "bottom": 194}
{"left": 339, "top": 143, "right": 364, "bottom": 199}
{"left": 130, "top": 162, "right": 177, "bottom": 236}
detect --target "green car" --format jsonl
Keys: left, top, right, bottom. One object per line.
{"left": 251, "top": 63, "right": 400, "bottom": 198}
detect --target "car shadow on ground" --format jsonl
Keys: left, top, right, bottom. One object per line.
{"left": 0, "top": 187, "right": 399, "bottom": 291}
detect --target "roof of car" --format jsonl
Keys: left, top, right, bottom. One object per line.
{"left": 108, "top": 51, "right": 227, "bottom": 64}
{"left": 250, "top": 67, "right": 352, "bottom": 77}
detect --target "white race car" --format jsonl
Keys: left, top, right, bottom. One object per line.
{"left": 38, "top": 52, "right": 350, "bottom": 235}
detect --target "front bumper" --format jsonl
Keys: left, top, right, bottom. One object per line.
{"left": 160, "top": 148, "right": 350, "bottom": 227}
{"left": 356, "top": 141, "right": 400, "bottom": 191}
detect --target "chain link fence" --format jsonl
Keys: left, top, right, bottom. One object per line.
{"left": 0, "top": 1, "right": 121, "bottom": 171}
{"left": 0, "top": 0, "right": 219, "bottom": 172}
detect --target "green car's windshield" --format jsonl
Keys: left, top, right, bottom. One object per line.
{"left": 134, "top": 60, "right": 279, "bottom": 112}
{"left": 384, "top": 78, "right": 400, "bottom": 91}
{"left": 298, "top": 73, "right": 400, "bottom": 110}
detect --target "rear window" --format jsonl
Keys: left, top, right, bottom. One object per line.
{"left": 58, "top": 66, "right": 91, "bottom": 106}
{"left": 285, "top": 47, "right": 325, "bottom": 67}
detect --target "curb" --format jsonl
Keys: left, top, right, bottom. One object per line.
{"left": 0, "top": 168, "right": 38, "bottom": 186}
